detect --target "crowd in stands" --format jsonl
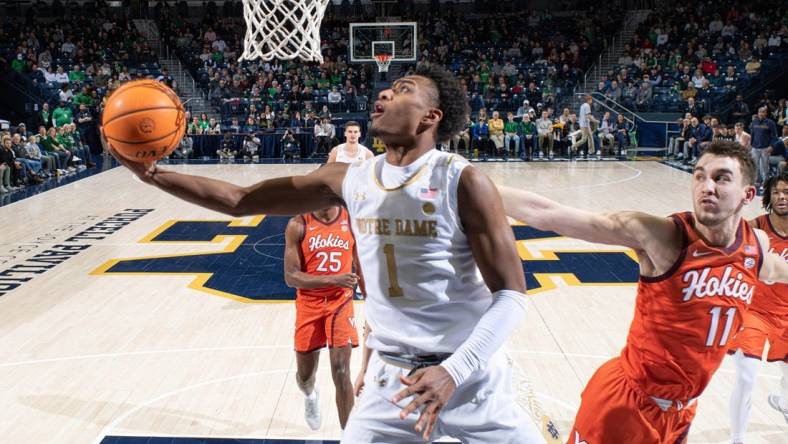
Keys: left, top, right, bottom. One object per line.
{"left": 0, "top": 5, "right": 155, "bottom": 194}
{"left": 152, "top": 3, "right": 624, "bottom": 158}
{"left": 666, "top": 95, "right": 788, "bottom": 185}
{"left": 2, "top": 1, "right": 784, "bottom": 169}
{"left": 446, "top": 102, "right": 636, "bottom": 161}
{"left": 595, "top": 0, "right": 786, "bottom": 115}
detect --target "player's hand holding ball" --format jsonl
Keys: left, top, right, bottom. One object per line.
{"left": 393, "top": 365, "right": 457, "bottom": 441}
{"left": 100, "top": 127, "right": 158, "bottom": 184}
{"left": 100, "top": 79, "right": 186, "bottom": 184}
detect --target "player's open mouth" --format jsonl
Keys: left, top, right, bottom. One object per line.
{"left": 370, "top": 103, "right": 385, "bottom": 119}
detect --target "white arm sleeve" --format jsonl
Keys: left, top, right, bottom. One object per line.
{"left": 440, "top": 289, "right": 528, "bottom": 386}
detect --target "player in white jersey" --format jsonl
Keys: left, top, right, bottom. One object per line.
{"left": 327, "top": 120, "right": 373, "bottom": 163}
{"left": 103, "top": 63, "right": 543, "bottom": 443}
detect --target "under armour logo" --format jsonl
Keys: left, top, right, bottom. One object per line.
{"left": 353, "top": 191, "right": 367, "bottom": 201}
{"left": 575, "top": 431, "right": 588, "bottom": 444}
{"left": 546, "top": 421, "right": 559, "bottom": 439}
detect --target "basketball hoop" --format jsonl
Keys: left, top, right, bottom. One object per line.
{"left": 374, "top": 54, "right": 392, "bottom": 73}
{"left": 239, "top": 0, "right": 330, "bottom": 62}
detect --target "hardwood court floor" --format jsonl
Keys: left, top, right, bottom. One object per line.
{"left": 0, "top": 160, "right": 785, "bottom": 443}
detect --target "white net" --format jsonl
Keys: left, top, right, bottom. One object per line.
{"left": 374, "top": 55, "right": 392, "bottom": 73}
{"left": 240, "top": 0, "right": 330, "bottom": 62}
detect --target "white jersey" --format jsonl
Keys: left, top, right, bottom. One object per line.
{"left": 342, "top": 149, "right": 491, "bottom": 355}
{"left": 334, "top": 143, "right": 372, "bottom": 163}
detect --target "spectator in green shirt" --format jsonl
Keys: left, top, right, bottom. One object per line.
{"left": 73, "top": 86, "right": 93, "bottom": 107}
{"left": 503, "top": 112, "right": 521, "bottom": 158}
{"left": 198, "top": 113, "right": 210, "bottom": 131}
{"left": 187, "top": 116, "right": 203, "bottom": 135}
{"left": 41, "top": 126, "right": 72, "bottom": 172}
{"left": 520, "top": 114, "right": 538, "bottom": 159}
{"left": 56, "top": 126, "right": 75, "bottom": 150}
{"left": 11, "top": 54, "right": 26, "bottom": 73}
{"left": 68, "top": 65, "right": 86, "bottom": 82}
{"left": 52, "top": 100, "right": 74, "bottom": 127}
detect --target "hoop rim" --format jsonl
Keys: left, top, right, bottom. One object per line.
{"left": 374, "top": 54, "right": 392, "bottom": 72}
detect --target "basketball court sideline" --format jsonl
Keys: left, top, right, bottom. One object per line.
{"left": 0, "top": 161, "right": 785, "bottom": 443}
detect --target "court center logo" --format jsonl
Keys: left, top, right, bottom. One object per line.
{"left": 92, "top": 217, "right": 639, "bottom": 303}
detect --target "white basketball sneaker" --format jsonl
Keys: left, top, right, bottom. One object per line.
{"left": 304, "top": 386, "right": 321, "bottom": 430}
{"left": 768, "top": 394, "right": 788, "bottom": 424}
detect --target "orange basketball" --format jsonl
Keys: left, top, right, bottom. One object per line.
{"left": 101, "top": 80, "right": 186, "bottom": 162}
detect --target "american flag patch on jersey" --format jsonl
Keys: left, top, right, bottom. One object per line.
{"left": 744, "top": 245, "right": 757, "bottom": 255}
{"left": 418, "top": 187, "right": 439, "bottom": 199}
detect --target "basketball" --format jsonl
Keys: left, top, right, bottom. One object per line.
{"left": 101, "top": 79, "right": 186, "bottom": 162}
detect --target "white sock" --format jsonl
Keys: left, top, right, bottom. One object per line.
{"left": 306, "top": 389, "right": 318, "bottom": 400}
{"left": 780, "top": 361, "right": 788, "bottom": 411}
{"left": 729, "top": 350, "right": 760, "bottom": 443}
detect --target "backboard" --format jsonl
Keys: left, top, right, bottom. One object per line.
{"left": 349, "top": 22, "right": 417, "bottom": 63}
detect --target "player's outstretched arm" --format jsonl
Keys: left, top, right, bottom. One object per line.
{"left": 754, "top": 229, "right": 788, "bottom": 284}
{"left": 283, "top": 217, "right": 359, "bottom": 289}
{"left": 497, "top": 185, "right": 675, "bottom": 251}
{"left": 103, "top": 132, "right": 347, "bottom": 216}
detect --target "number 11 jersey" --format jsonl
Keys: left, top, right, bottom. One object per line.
{"left": 621, "top": 212, "right": 763, "bottom": 401}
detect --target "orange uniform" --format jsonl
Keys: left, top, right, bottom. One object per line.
{"left": 294, "top": 208, "right": 359, "bottom": 353}
{"left": 569, "top": 212, "right": 763, "bottom": 444}
{"left": 728, "top": 214, "right": 788, "bottom": 362}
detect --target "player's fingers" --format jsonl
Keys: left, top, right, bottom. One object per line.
{"left": 422, "top": 404, "right": 441, "bottom": 440}
{"left": 398, "top": 371, "right": 422, "bottom": 389}
{"left": 393, "top": 371, "right": 428, "bottom": 404}
{"left": 398, "top": 392, "right": 430, "bottom": 420}
{"left": 392, "top": 382, "right": 415, "bottom": 403}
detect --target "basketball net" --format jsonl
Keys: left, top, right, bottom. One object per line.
{"left": 239, "top": 0, "right": 330, "bottom": 62}
{"left": 375, "top": 54, "right": 392, "bottom": 73}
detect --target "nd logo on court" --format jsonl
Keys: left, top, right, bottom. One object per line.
{"left": 92, "top": 216, "right": 640, "bottom": 302}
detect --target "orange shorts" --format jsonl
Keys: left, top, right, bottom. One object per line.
{"left": 729, "top": 309, "right": 788, "bottom": 362}
{"left": 294, "top": 289, "right": 358, "bottom": 353}
{"left": 568, "top": 358, "right": 696, "bottom": 444}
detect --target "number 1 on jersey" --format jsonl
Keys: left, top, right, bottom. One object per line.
{"left": 383, "top": 243, "right": 404, "bottom": 297}
{"left": 705, "top": 306, "right": 736, "bottom": 347}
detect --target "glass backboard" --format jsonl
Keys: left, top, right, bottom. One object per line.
{"left": 349, "top": 22, "right": 417, "bottom": 63}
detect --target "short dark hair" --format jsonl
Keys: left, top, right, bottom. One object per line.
{"left": 699, "top": 141, "right": 757, "bottom": 186}
{"left": 414, "top": 63, "right": 469, "bottom": 141}
{"left": 345, "top": 120, "right": 361, "bottom": 130}
{"left": 763, "top": 170, "right": 788, "bottom": 211}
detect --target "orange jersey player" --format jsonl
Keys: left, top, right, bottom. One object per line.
{"left": 729, "top": 171, "right": 788, "bottom": 442}
{"left": 499, "top": 141, "right": 788, "bottom": 444}
{"left": 284, "top": 205, "right": 361, "bottom": 431}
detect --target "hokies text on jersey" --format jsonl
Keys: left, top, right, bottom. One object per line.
{"left": 306, "top": 233, "right": 351, "bottom": 252}
{"left": 681, "top": 265, "right": 754, "bottom": 304}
